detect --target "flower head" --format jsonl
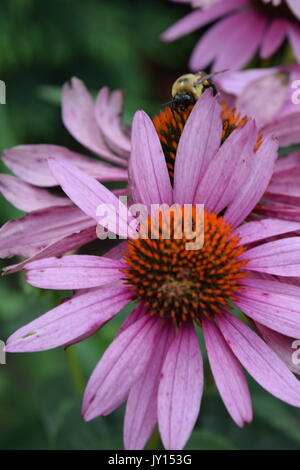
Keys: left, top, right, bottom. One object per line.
{"left": 162, "top": 0, "right": 300, "bottom": 71}
{"left": 6, "top": 92, "right": 300, "bottom": 450}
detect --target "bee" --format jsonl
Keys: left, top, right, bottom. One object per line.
{"left": 171, "top": 70, "right": 226, "bottom": 110}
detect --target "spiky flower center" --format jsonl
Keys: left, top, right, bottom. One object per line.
{"left": 252, "top": 0, "right": 295, "bottom": 19}
{"left": 153, "top": 102, "right": 252, "bottom": 182}
{"left": 123, "top": 207, "right": 248, "bottom": 326}
{"left": 153, "top": 106, "right": 193, "bottom": 183}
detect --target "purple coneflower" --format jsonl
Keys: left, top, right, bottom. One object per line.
{"left": 215, "top": 66, "right": 300, "bottom": 147}
{"left": 0, "top": 78, "right": 129, "bottom": 270}
{"left": 6, "top": 92, "right": 300, "bottom": 450}
{"left": 162, "top": 0, "right": 300, "bottom": 71}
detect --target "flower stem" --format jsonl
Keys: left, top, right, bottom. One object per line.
{"left": 146, "top": 426, "right": 163, "bottom": 450}
{"left": 65, "top": 347, "right": 85, "bottom": 395}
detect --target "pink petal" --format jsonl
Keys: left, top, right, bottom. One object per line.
{"left": 236, "top": 286, "right": 300, "bottom": 338}
{"left": 236, "top": 71, "right": 289, "bottom": 128}
{"left": 257, "top": 200, "right": 300, "bottom": 221}
{"left": 104, "top": 241, "right": 128, "bottom": 261}
{"left": 273, "top": 151, "right": 300, "bottom": 175}
{"left": 2, "top": 226, "right": 98, "bottom": 275}
{"left": 95, "top": 87, "right": 130, "bottom": 157}
{"left": 124, "top": 320, "right": 175, "bottom": 450}
{"left": 62, "top": 78, "right": 127, "bottom": 166}
{"left": 260, "top": 18, "right": 288, "bottom": 59}
{"left": 25, "top": 255, "right": 124, "bottom": 289}
{"left": 213, "top": 10, "right": 268, "bottom": 71}
{"left": 190, "top": 10, "right": 268, "bottom": 71}
{"left": 241, "top": 274, "right": 300, "bottom": 297}
{"left": 3, "top": 144, "right": 127, "bottom": 187}
{"left": 286, "top": 0, "right": 300, "bottom": 19}
{"left": 243, "top": 237, "right": 300, "bottom": 276}
{"left": 161, "top": 0, "right": 247, "bottom": 42}
{"left": 235, "top": 218, "right": 300, "bottom": 245}
{"left": 255, "top": 322, "right": 300, "bottom": 375}
{"left": 287, "top": 23, "right": 300, "bottom": 64}
{"left": 0, "top": 173, "right": 70, "bottom": 211}
{"left": 82, "top": 315, "right": 162, "bottom": 420}
{"left": 158, "top": 322, "right": 203, "bottom": 450}
{"left": 218, "top": 311, "right": 300, "bottom": 407}
{"left": 203, "top": 319, "right": 252, "bottom": 427}
{"left": 267, "top": 172, "right": 300, "bottom": 205}
{"left": 263, "top": 111, "right": 300, "bottom": 147}
{"left": 115, "top": 304, "right": 147, "bottom": 340}
{"left": 48, "top": 158, "right": 137, "bottom": 238}
{"left": 224, "top": 136, "right": 278, "bottom": 227}
{"left": 6, "top": 285, "right": 130, "bottom": 352}
{"left": 215, "top": 69, "right": 273, "bottom": 96}
{"left": 129, "top": 111, "right": 172, "bottom": 209}
{"left": 174, "top": 92, "right": 222, "bottom": 204}
{"left": 0, "top": 205, "right": 93, "bottom": 258}
{"left": 194, "top": 119, "right": 256, "bottom": 211}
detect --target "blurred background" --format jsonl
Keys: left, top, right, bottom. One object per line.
{"left": 1, "top": 0, "right": 300, "bottom": 450}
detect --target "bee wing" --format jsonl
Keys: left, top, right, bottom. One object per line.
{"left": 193, "top": 69, "right": 228, "bottom": 87}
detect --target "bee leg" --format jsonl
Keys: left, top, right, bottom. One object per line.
{"left": 209, "top": 83, "right": 218, "bottom": 96}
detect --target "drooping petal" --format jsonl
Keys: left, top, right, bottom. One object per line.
{"left": 174, "top": 92, "right": 222, "bottom": 204}
{"left": 48, "top": 158, "right": 137, "bottom": 238}
{"left": 203, "top": 319, "right": 252, "bottom": 427}
{"left": 234, "top": 218, "right": 300, "bottom": 245}
{"left": 0, "top": 173, "right": 70, "bottom": 211}
{"left": 215, "top": 69, "right": 272, "bottom": 96}
{"left": 257, "top": 200, "right": 300, "bottom": 221}
{"left": 273, "top": 151, "right": 300, "bottom": 175}
{"left": 0, "top": 205, "right": 93, "bottom": 258}
{"left": 224, "top": 136, "right": 278, "bottom": 227}
{"left": 62, "top": 78, "right": 127, "bottom": 165}
{"left": 5, "top": 285, "right": 130, "bottom": 352}
{"left": 236, "top": 286, "right": 300, "bottom": 338}
{"left": 2, "top": 144, "right": 127, "bottom": 186}
{"left": 194, "top": 120, "right": 256, "bottom": 211}
{"left": 25, "top": 255, "right": 124, "bottom": 290}
{"left": 129, "top": 111, "right": 172, "bottom": 209}
{"left": 95, "top": 87, "right": 130, "bottom": 158}
{"left": 116, "top": 303, "right": 146, "bottom": 338}
{"left": 243, "top": 237, "right": 300, "bottom": 276}
{"left": 161, "top": 0, "right": 247, "bottom": 42}
{"left": 260, "top": 18, "right": 288, "bottom": 59}
{"left": 265, "top": 172, "right": 300, "bottom": 205}
{"left": 236, "top": 71, "right": 289, "bottom": 128}
{"left": 218, "top": 311, "right": 300, "bottom": 407}
{"left": 82, "top": 315, "right": 162, "bottom": 421}
{"left": 104, "top": 241, "right": 128, "bottom": 261}
{"left": 124, "top": 320, "right": 175, "bottom": 450}
{"left": 158, "top": 322, "right": 203, "bottom": 450}
{"left": 190, "top": 10, "right": 268, "bottom": 71}
{"left": 2, "top": 226, "right": 98, "bottom": 275}
{"left": 263, "top": 111, "right": 300, "bottom": 147}
{"left": 255, "top": 322, "right": 300, "bottom": 375}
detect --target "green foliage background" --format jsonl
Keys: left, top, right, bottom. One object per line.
{"left": 1, "top": 0, "right": 300, "bottom": 450}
